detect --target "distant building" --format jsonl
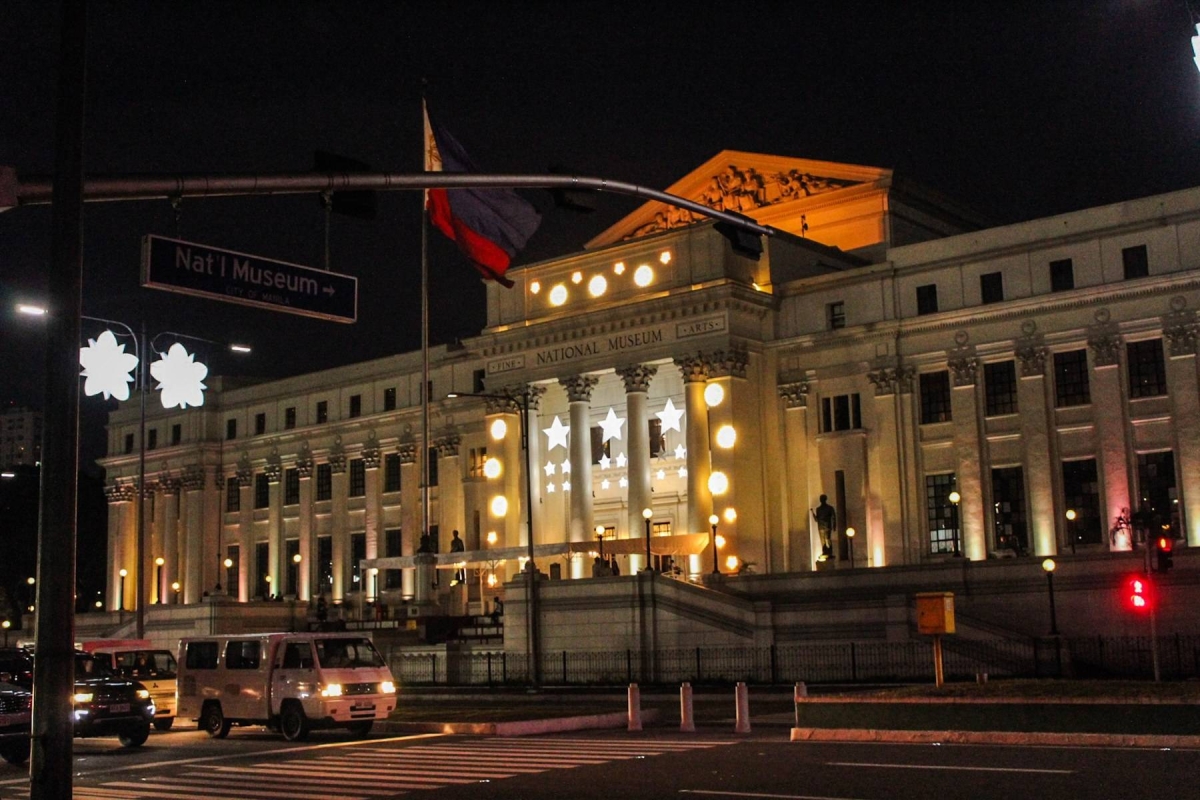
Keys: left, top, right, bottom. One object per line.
{"left": 1, "top": 407, "right": 42, "bottom": 469}
{"left": 97, "top": 151, "right": 1200, "bottom": 617}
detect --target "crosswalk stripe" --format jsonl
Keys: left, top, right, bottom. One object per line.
{"left": 101, "top": 780, "right": 342, "bottom": 800}
{"left": 318, "top": 754, "right": 548, "bottom": 773}
{"left": 204, "top": 765, "right": 429, "bottom": 790}
{"left": 185, "top": 769, "right": 404, "bottom": 794}
{"left": 239, "top": 764, "right": 481, "bottom": 785}
{"left": 388, "top": 746, "right": 612, "bottom": 763}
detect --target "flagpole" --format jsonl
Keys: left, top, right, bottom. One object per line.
{"left": 420, "top": 100, "right": 431, "bottom": 573}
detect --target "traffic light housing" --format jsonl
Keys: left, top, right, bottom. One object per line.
{"left": 1152, "top": 535, "right": 1174, "bottom": 574}
{"left": 1125, "top": 574, "right": 1153, "bottom": 611}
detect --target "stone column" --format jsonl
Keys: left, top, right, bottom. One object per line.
{"left": 329, "top": 440, "right": 348, "bottom": 601}
{"left": 676, "top": 354, "right": 713, "bottom": 537}
{"left": 1089, "top": 321, "right": 1132, "bottom": 550}
{"left": 866, "top": 369, "right": 905, "bottom": 567}
{"left": 560, "top": 374, "right": 598, "bottom": 543}
{"left": 398, "top": 441, "right": 419, "bottom": 598}
{"left": 105, "top": 483, "right": 136, "bottom": 610}
{"left": 522, "top": 386, "right": 546, "bottom": 555}
{"left": 435, "top": 429, "right": 464, "bottom": 556}
{"left": 236, "top": 458, "right": 253, "bottom": 602}
{"left": 1015, "top": 339, "right": 1058, "bottom": 555}
{"left": 160, "top": 477, "right": 179, "bottom": 604}
{"left": 150, "top": 478, "right": 167, "bottom": 604}
{"left": 180, "top": 467, "right": 206, "bottom": 603}
{"left": 295, "top": 447, "right": 314, "bottom": 602}
{"left": 265, "top": 452, "right": 283, "bottom": 598}
{"left": 895, "top": 368, "right": 922, "bottom": 562}
{"left": 778, "top": 382, "right": 811, "bottom": 571}
{"left": 617, "top": 364, "right": 657, "bottom": 550}
{"left": 362, "top": 434, "right": 382, "bottom": 599}
{"left": 486, "top": 395, "right": 522, "bottom": 551}
{"left": 1164, "top": 312, "right": 1200, "bottom": 547}
{"left": 948, "top": 351, "right": 986, "bottom": 560}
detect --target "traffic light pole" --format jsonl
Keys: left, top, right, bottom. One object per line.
{"left": 1143, "top": 544, "right": 1162, "bottom": 683}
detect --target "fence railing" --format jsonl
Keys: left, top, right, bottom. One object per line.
{"left": 387, "top": 635, "right": 1200, "bottom": 687}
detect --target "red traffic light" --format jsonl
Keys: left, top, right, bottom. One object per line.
{"left": 1157, "top": 536, "right": 1173, "bottom": 552}
{"left": 1125, "top": 575, "right": 1154, "bottom": 611}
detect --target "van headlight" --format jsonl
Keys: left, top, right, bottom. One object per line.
{"left": 319, "top": 683, "right": 343, "bottom": 698}
{"left": 380, "top": 681, "right": 395, "bottom": 694}
{"left": 73, "top": 692, "right": 94, "bottom": 704}
{"left": 136, "top": 689, "right": 151, "bottom": 700}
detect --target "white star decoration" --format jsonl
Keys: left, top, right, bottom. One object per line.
{"left": 546, "top": 482, "right": 556, "bottom": 493}
{"left": 679, "top": 467, "right": 688, "bottom": 478}
{"left": 598, "top": 407, "right": 625, "bottom": 442}
{"left": 79, "top": 330, "right": 139, "bottom": 401}
{"left": 543, "top": 462, "right": 556, "bottom": 477}
{"left": 599, "top": 454, "right": 611, "bottom": 470}
{"left": 151, "top": 343, "right": 209, "bottom": 409}
{"left": 656, "top": 469, "right": 666, "bottom": 480}
{"left": 600, "top": 478, "right": 610, "bottom": 490}
{"left": 656, "top": 398, "right": 684, "bottom": 433}
{"left": 674, "top": 443, "right": 687, "bottom": 460}
{"left": 562, "top": 481, "right": 571, "bottom": 492}
{"left": 618, "top": 476, "right": 628, "bottom": 488}
{"left": 543, "top": 416, "right": 570, "bottom": 451}
{"left": 616, "top": 452, "right": 627, "bottom": 468}
{"left": 562, "top": 460, "right": 571, "bottom": 474}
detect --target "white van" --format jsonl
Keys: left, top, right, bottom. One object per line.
{"left": 176, "top": 633, "right": 397, "bottom": 741}
{"left": 82, "top": 639, "right": 178, "bottom": 731}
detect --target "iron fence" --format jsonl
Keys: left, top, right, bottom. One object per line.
{"left": 387, "top": 635, "right": 1200, "bottom": 687}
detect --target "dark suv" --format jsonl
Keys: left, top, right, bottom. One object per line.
{"left": 0, "top": 681, "right": 32, "bottom": 765}
{"left": 0, "top": 648, "right": 154, "bottom": 749}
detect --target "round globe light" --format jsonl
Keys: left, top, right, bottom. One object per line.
{"left": 490, "top": 418, "right": 508, "bottom": 440}
{"left": 549, "top": 284, "right": 568, "bottom": 306}
{"left": 724, "top": 507, "right": 737, "bottom": 523}
{"left": 491, "top": 495, "right": 509, "bottom": 516}
{"left": 483, "top": 457, "right": 502, "bottom": 479}
{"left": 948, "top": 491, "right": 961, "bottom": 504}
{"left": 588, "top": 274, "right": 607, "bottom": 297}
{"left": 633, "top": 264, "right": 654, "bottom": 287}
{"left": 704, "top": 383, "right": 725, "bottom": 407}
{"left": 715, "top": 425, "right": 737, "bottom": 449}
{"left": 708, "top": 514, "right": 718, "bottom": 526}
{"left": 725, "top": 555, "right": 739, "bottom": 571}
{"left": 708, "top": 471, "right": 729, "bottom": 496}
{"left": 1042, "top": 558, "right": 1057, "bottom": 573}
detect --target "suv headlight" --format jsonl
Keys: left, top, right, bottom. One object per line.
{"left": 319, "top": 683, "right": 343, "bottom": 698}
{"left": 380, "top": 681, "right": 395, "bottom": 694}
{"left": 136, "top": 689, "right": 151, "bottom": 700}
{"left": 73, "top": 692, "right": 94, "bottom": 704}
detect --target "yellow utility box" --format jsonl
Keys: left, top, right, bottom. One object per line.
{"left": 915, "top": 591, "right": 956, "bottom": 635}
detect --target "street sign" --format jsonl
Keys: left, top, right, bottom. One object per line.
{"left": 141, "top": 235, "right": 357, "bottom": 323}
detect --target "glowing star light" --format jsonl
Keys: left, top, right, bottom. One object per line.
{"left": 656, "top": 398, "right": 683, "bottom": 433}
{"left": 151, "top": 343, "right": 209, "bottom": 409}
{"left": 543, "top": 461, "right": 557, "bottom": 477}
{"left": 543, "top": 416, "right": 570, "bottom": 451}
{"left": 562, "top": 460, "right": 571, "bottom": 474}
{"left": 678, "top": 467, "right": 688, "bottom": 478}
{"left": 616, "top": 452, "right": 627, "bottom": 468}
{"left": 546, "top": 482, "right": 556, "bottom": 493}
{"left": 598, "top": 407, "right": 625, "bottom": 442}
{"left": 618, "top": 476, "right": 629, "bottom": 488}
{"left": 599, "top": 454, "right": 611, "bottom": 470}
{"left": 600, "top": 478, "right": 611, "bottom": 490}
{"left": 561, "top": 481, "right": 571, "bottom": 492}
{"left": 79, "top": 330, "right": 139, "bottom": 401}
{"left": 673, "top": 443, "right": 686, "bottom": 460}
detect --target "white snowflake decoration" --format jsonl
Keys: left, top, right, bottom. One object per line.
{"left": 151, "top": 343, "right": 209, "bottom": 409}
{"left": 79, "top": 330, "right": 139, "bottom": 401}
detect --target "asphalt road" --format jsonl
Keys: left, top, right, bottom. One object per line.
{"left": 0, "top": 725, "right": 1194, "bottom": 800}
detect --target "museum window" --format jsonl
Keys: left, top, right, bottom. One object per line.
{"left": 384, "top": 453, "right": 401, "bottom": 492}
{"left": 124, "top": 432, "right": 134, "bottom": 454}
{"left": 983, "top": 360, "right": 1018, "bottom": 416}
{"left": 255, "top": 542, "right": 270, "bottom": 599}
{"left": 285, "top": 468, "right": 300, "bottom": 505}
{"left": 427, "top": 447, "right": 439, "bottom": 487}
{"left": 916, "top": 284, "right": 939, "bottom": 316}
{"left": 821, "top": 393, "right": 861, "bottom": 432}
{"left": 226, "top": 418, "right": 237, "bottom": 440}
{"left": 468, "top": 447, "right": 488, "bottom": 479}
{"left": 254, "top": 473, "right": 269, "bottom": 509}
{"left": 991, "top": 466, "right": 1028, "bottom": 555}
{"left": 919, "top": 371, "right": 952, "bottom": 424}
{"left": 925, "top": 473, "right": 958, "bottom": 555}
{"left": 1127, "top": 339, "right": 1167, "bottom": 398}
{"left": 147, "top": 428, "right": 157, "bottom": 451}
{"left": 590, "top": 426, "right": 611, "bottom": 463}
{"left": 284, "top": 406, "right": 296, "bottom": 429}
{"left": 1062, "top": 459, "right": 1102, "bottom": 546}
{"left": 285, "top": 539, "right": 299, "bottom": 595}
{"left": 980, "top": 271, "right": 1004, "bottom": 305}
{"left": 473, "top": 369, "right": 486, "bottom": 393}
{"left": 317, "top": 535, "right": 333, "bottom": 593}
{"left": 349, "top": 458, "right": 366, "bottom": 497}
{"left": 350, "top": 532, "right": 366, "bottom": 591}
{"left": 316, "top": 463, "right": 332, "bottom": 501}
{"left": 316, "top": 400, "right": 328, "bottom": 424}
{"left": 648, "top": 418, "right": 665, "bottom": 457}
{"left": 827, "top": 301, "right": 846, "bottom": 330}
{"left": 383, "top": 387, "right": 396, "bottom": 412}
{"left": 226, "top": 478, "right": 240, "bottom": 512}
{"left": 254, "top": 412, "right": 266, "bottom": 436}
{"left": 1053, "top": 349, "right": 1090, "bottom": 407}
{"left": 1122, "top": 244, "right": 1149, "bottom": 280}
{"left": 171, "top": 423, "right": 181, "bottom": 446}
{"left": 1049, "top": 258, "right": 1074, "bottom": 292}
{"left": 349, "top": 394, "right": 362, "bottom": 419}
{"left": 385, "top": 528, "right": 403, "bottom": 589}
{"left": 1136, "top": 451, "right": 1178, "bottom": 540}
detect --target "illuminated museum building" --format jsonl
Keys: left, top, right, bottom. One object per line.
{"left": 99, "top": 151, "right": 1200, "bottom": 614}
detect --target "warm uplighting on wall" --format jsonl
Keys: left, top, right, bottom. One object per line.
{"left": 490, "top": 495, "right": 509, "bottom": 516}
{"left": 715, "top": 534, "right": 726, "bottom": 548}
{"left": 725, "top": 555, "right": 740, "bottom": 571}
{"left": 704, "top": 383, "right": 724, "bottom": 407}
{"left": 633, "top": 264, "right": 654, "bottom": 287}
{"left": 490, "top": 418, "right": 508, "bottom": 440}
{"left": 659, "top": 251, "right": 672, "bottom": 265}
{"left": 588, "top": 274, "right": 608, "bottom": 297}
{"left": 723, "top": 507, "right": 737, "bottom": 523}
{"left": 715, "top": 425, "right": 737, "bottom": 449}
{"left": 483, "top": 457, "right": 502, "bottom": 479}
{"left": 487, "top": 573, "right": 498, "bottom": 587}
{"left": 708, "top": 471, "right": 729, "bottom": 496}
{"left": 549, "top": 284, "right": 568, "bottom": 306}
{"left": 571, "top": 271, "right": 583, "bottom": 284}
{"left": 614, "top": 262, "right": 626, "bottom": 275}
{"left": 530, "top": 281, "right": 541, "bottom": 294}
{"left": 486, "top": 530, "right": 498, "bottom": 545}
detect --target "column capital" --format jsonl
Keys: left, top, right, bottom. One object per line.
{"left": 434, "top": 431, "right": 462, "bottom": 458}
{"left": 674, "top": 353, "right": 712, "bottom": 383}
{"left": 179, "top": 465, "right": 207, "bottom": 492}
{"left": 398, "top": 442, "right": 418, "bottom": 464}
{"left": 296, "top": 443, "right": 314, "bottom": 478}
{"left": 485, "top": 394, "right": 521, "bottom": 415}
{"left": 616, "top": 363, "right": 658, "bottom": 393}
{"left": 328, "top": 437, "right": 347, "bottom": 473}
{"left": 560, "top": 374, "right": 599, "bottom": 403}
{"left": 867, "top": 368, "right": 902, "bottom": 397}
{"left": 947, "top": 354, "right": 979, "bottom": 388}
{"left": 361, "top": 430, "right": 382, "bottom": 469}
{"left": 1016, "top": 342, "right": 1048, "bottom": 377}
{"left": 105, "top": 482, "right": 137, "bottom": 503}
{"left": 1088, "top": 328, "right": 1122, "bottom": 368}
{"left": 264, "top": 449, "right": 283, "bottom": 484}
{"left": 157, "top": 473, "right": 181, "bottom": 493}
{"left": 236, "top": 453, "right": 253, "bottom": 486}
{"left": 1163, "top": 310, "right": 1199, "bottom": 357}
{"left": 778, "top": 381, "right": 809, "bottom": 408}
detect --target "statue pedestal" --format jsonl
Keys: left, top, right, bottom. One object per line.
{"left": 814, "top": 557, "right": 837, "bottom": 572}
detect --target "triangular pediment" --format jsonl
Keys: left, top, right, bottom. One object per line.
{"left": 586, "top": 151, "right": 891, "bottom": 249}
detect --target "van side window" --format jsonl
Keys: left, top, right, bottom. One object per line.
{"left": 224, "top": 641, "right": 262, "bottom": 670}
{"left": 281, "top": 642, "right": 314, "bottom": 670}
{"left": 185, "top": 641, "right": 219, "bottom": 670}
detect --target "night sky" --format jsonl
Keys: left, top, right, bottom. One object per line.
{"left": 4, "top": 1, "right": 1200, "bottom": 473}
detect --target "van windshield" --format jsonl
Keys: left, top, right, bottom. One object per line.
{"left": 115, "top": 650, "right": 178, "bottom": 680}
{"left": 313, "top": 638, "right": 385, "bottom": 669}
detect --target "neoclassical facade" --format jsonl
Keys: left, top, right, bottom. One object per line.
{"left": 98, "top": 151, "right": 1200, "bottom": 613}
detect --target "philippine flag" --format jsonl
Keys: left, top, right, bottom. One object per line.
{"left": 424, "top": 103, "right": 541, "bottom": 287}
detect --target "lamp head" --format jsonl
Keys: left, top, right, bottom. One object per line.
{"left": 642, "top": 507, "right": 653, "bottom": 520}
{"left": 845, "top": 526, "right": 856, "bottom": 538}
{"left": 1042, "top": 558, "right": 1056, "bottom": 573}
{"left": 948, "top": 491, "right": 961, "bottom": 504}
{"left": 119, "top": 569, "right": 128, "bottom": 578}
{"left": 155, "top": 557, "right": 165, "bottom": 566}
{"left": 1065, "top": 509, "right": 1076, "bottom": 521}
{"left": 709, "top": 514, "right": 719, "bottom": 526}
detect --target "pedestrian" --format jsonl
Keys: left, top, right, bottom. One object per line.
{"left": 489, "top": 596, "right": 504, "bottom": 625}
{"left": 450, "top": 529, "right": 466, "bottom": 583}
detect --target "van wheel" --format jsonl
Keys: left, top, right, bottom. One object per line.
{"left": 118, "top": 720, "right": 151, "bottom": 748}
{"left": 201, "top": 702, "right": 231, "bottom": 739}
{"left": 0, "top": 742, "right": 29, "bottom": 765}
{"left": 153, "top": 718, "right": 174, "bottom": 732}
{"left": 347, "top": 720, "right": 373, "bottom": 738}
{"left": 280, "top": 702, "right": 310, "bottom": 742}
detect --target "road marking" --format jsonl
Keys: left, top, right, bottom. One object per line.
{"left": 680, "top": 791, "right": 871, "bottom": 800}
{"left": 825, "top": 761, "right": 1073, "bottom": 774}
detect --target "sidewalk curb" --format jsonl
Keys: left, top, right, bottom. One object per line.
{"left": 789, "top": 727, "right": 1200, "bottom": 748}
{"left": 380, "top": 709, "right": 661, "bottom": 737}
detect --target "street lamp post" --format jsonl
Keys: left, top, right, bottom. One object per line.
{"left": 155, "top": 557, "right": 165, "bottom": 603}
{"left": 1042, "top": 558, "right": 1059, "bottom": 635}
{"left": 1065, "top": 509, "right": 1077, "bottom": 555}
{"left": 642, "top": 508, "right": 653, "bottom": 572}
{"left": 948, "top": 490, "right": 962, "bottom": 557}
{"left": 118, "top": 569, "right": 127, "bottom": 611}
{"left": 708, "top": 514, "right": 720, "bottom": 575}
{"left": 845, "top": 526, "right": 856, "bottom": 568}
{"left": 2, "top": 620, "right": 9, "bottom": 647}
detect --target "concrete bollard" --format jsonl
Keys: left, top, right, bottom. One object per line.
{"left": 793, "top": 681, "right": 807, "bottom": 729}
{"left": 680, "top": 682, "right": 695, "bottom": 732}
{"left": 628, "top": 683, "right": 642, "bottom": 731}
{"left": 734, "top": 681, "right": 751, "bottom": 733}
